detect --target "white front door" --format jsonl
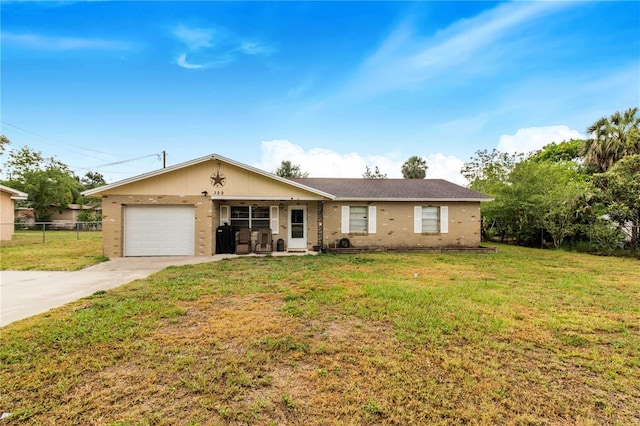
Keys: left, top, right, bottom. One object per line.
{"left": 288, "top": 206, "right": 307, "bottom": 250}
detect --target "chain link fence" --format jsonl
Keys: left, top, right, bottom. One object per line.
{"left": 1, "top": 222, "right": 102, "bottom": 246}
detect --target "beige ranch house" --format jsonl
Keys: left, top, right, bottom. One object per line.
{"left": 83, "top": 154, "right": 492, "bottom": 257}
{"left": 0, "top": 184, "right": 28, "bottom": 241}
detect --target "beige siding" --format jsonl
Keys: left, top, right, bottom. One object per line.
{"left": 99, "top": 160, "right": 323, "bottom": 199}
{"left": 0, "top": 191, "right": 15, "bottom": 241}
{"left": 323, "top": 201, "right": 482, "bottom": 249}
{"left": 49, "top": 209, "right": 77, "bottom": 221}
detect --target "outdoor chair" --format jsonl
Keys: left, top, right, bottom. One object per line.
{"left": 254, "top": 228, "right": 273, "bottom": 254}
{"left": 235, "top": 228, "right": 251, "bottom": 254}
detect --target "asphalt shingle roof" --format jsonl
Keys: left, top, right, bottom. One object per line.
{"left": 289, "top": 178, "right": 492, "bottom": 201}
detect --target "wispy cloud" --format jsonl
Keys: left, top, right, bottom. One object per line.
{"left": 175, "top": 54, "right": 205, "bottom": 70}
{"left": 341, "top": 1, "right": 573, "bottom": 100}
{"left": 173, "top": 25, "right": 215, "bottom": 50}
{"left": 1, "top": 32, "right": 133, "bottom": 51}
{"left": 238, "top": 41, "right": 273, "bottom": 56}
{"left": 172, "top": 23, "right": 274, "bottom": 70}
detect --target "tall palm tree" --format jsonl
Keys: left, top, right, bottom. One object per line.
{"left": 582, "top": 107, "right": 640, "bottom": 173}
{"left": 401, "top": 155, "right": 428, "bottom": 179}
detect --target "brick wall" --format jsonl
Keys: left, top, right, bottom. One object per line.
{"left": 101, "top": 196, "right": 482, "bottom": 257}
{"left": 101, "top": 195, "right": 213, "bottom": 258}
{"left": 323, "top": 201, "right": 482, "bottom": 249}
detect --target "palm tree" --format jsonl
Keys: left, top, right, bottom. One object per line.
{"left": 401, "top": 156, "right": 428, "bottom": 179}
{"left": 582, "top": 107, "right": 640, "bottom": 173}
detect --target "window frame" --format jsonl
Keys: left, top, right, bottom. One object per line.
{"left": 341, "top": 205, "right": 376, "bottom": 234}
{"left": 414, "top": 205, "right": 448, "bottom": 234}
{"left": 224, "top": 205, "right": 278, "bottom": 232}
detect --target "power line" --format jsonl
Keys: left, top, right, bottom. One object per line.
{"left": 1, "top": 120, "right": 116, "bottom": 163}
{"left": 90, "top": 153, "right": 162, "bottom": 169}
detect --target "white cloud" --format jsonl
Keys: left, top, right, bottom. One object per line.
{"left": 424, "top": 153, "right": 466, "bottom": 185}
{"left": 175, "top": 53, "right": 205, "bottom": 70}
{"left": 255, "top": 140, "right": 467, "bottom": 185}
{"left": 1, "top": 32, "right": 133, "bottom": 51}
{"left": 238, "top": 41, "right": 272, "bottom": 56}
{"left": 497, "top": 125, "right": 585, "bottom": 155}
{"left": 171, "top": 24, "right": 274, "bottom": 70}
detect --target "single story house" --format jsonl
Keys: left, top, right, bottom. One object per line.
{"left": 48, "top": 203, "right": 102, "bottom": 229}
{"left": 48, "top": 204, "right": 101, "bottom": 222}
{"left": 82, "top": 154, "right": 492, "bottom": 257}
{"left": 0, "top": 184, "right": 28, "bottom": 241}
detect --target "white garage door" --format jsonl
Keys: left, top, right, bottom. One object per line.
{"left": 124, "top": 205, "right": 195, "bottom": 256}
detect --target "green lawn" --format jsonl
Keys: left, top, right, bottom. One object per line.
{"left": 1, "top": 245, "right": 639, "bottom": 424}
{"left": 0, "top": 230, "right": 106, "bottom": 270}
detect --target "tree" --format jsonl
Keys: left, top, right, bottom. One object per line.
{"left": 461, "top": 149, "right": 524, "bottom": 242}
{"left": 362, "top": 165, "right": 387, "bottom": 179}
{"left": 3, "top": 145, "right": 45, "bottom": 180}
{"left": 401, "top": 156, "right": 427, "bottom": 179}
{"left": 0, "top": 135, "right": 10, "bottom": 156}
{"left": 1, "top": 146, "right": 81, "bottom": 221}
{"left": 581, "top": 107, "right": 640, "bottom": 173}
{"left": 540, "top": 163, "right": 592, "bottom": 248}
{"left": 77, "top": 171, "right": 107, "bottom": 205}
{"left": 275, "top": 160, "right": 309, "bottom": 178}
{"left": 463, "top": 148, "right": 592, "bottom": 247}
{"left": 81, "top": 171, "right": 107, "bottom": 189}
{"left": 593, "top": 154, "right": 640, "bottom": 251}
{"left": 529, "top": 139, "right": 583, "bottom": 163}
{"left": 461, "top": 149, "right": 523, "bottom": 190}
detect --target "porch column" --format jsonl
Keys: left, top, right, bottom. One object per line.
{"left": 317, "top": 200, "right": 324, "bottom": 251}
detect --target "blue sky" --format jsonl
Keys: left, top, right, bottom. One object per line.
{"left": 1, "top": 1, "right": 639, "bottom": 184}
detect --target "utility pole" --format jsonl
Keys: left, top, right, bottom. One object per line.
{"left": 163, "top": 150, "right": 166, "bottom": 168}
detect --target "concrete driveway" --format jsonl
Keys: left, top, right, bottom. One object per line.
{"left": 0, "top": 256, "right": 228, "bottom": 327}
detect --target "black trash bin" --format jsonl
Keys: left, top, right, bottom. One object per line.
{"left": 216, "top": 224, "right": 236, "bottom": 254}
{"left": 276, "top": 238, "right": 285, "bottom": 252}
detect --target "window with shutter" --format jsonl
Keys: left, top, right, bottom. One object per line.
{"left": 414, "top": 206, "right": 447, "bottom": 233}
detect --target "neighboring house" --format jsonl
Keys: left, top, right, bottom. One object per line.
{"left": 48, "top": 204, "right": 98, "bottom": 222}
{"left": 0, "top": 184, "right": 28, "bottom": 241}
{"left": 48, "top": 204, "right": 101, "bottom": 229}
{"left": 82, "top": 154, "right": 492, "bottom": 257}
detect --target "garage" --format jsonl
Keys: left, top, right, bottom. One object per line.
{"left": 124, "top": 205, "right": 195, "bottom": 256}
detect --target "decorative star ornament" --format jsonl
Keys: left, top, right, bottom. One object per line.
{"left": 210, "top": 163, "right": 226, "bottom": 187}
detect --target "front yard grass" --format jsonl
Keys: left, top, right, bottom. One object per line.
{"left": 1, "top": 244, "right": 639, "bottom": 424}
{"left": 0, "top": 231, "right": 105, "bottom": 270}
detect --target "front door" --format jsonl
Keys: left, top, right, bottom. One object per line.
{"left": 288, "top": 206, "right": 307, "bottom": 250}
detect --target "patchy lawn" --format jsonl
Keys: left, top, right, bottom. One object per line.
{"left": 1, "top": 245, "right": 639, "bottom": 424}
{"left": 0, "top": 231, "right": 105, "bottom": 270}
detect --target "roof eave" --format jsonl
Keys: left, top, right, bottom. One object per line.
{"left": 81, "top": 153, "right": 336, "bottom": 200}
{"left": 0, "top": 184, "right": 29, "bottom": 199}
{"left": 331, "top": 197, "right": 494, "bottom": 202}
{"left": 211, "top": 155, "right": 336, "bottom": 200}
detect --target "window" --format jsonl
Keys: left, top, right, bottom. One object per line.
{"left": 251, "top": 206, "right": 270, "bottom": 230}
{"left": 230, "top": 206, "right": 250, "bottom": 228}
{"left": 349, "top": 206, "right": 368, "bottom": 233}
{"left": 421, "top": 206, "right": 439, "bottom": 233}
{"left": 228, "top": 206, "right": 276, "bottom": 230}
{"left": 341, "top": 206, "right": 376, "bottom": 234}
{"left": 414, "top": 206, "right": 448, "bottom": 234}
